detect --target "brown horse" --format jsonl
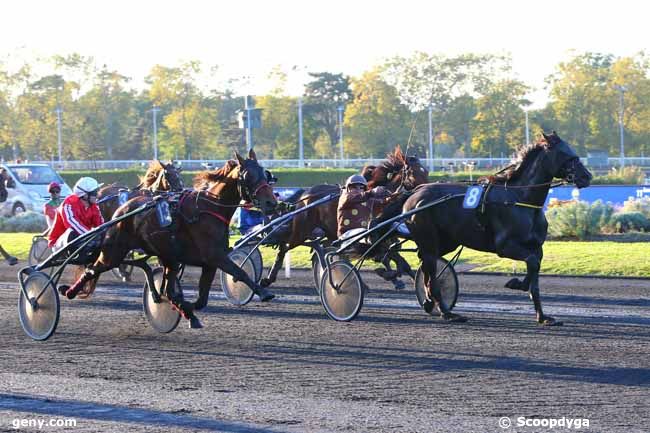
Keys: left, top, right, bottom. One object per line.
{"left": 260, "top": 146, "right": 429, "bottom": 288}
{"left": 61, "top": 150, "right": 277, "bottom": 329}
{"left": 97, "top": 160, "right": 185, "bottom": 220}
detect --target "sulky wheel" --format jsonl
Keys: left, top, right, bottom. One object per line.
{"left": 143, "top": 267, "right": 181, "bottom": 333}
{"left": 236, "top": 245, "right": 263, "bottom": 283}
{"left": 18, "top": 271, "right": 60, "bottom": 341}
{"left": 319, "top": 259, "right": 364, "bottom": 322}
{"left": 219, "top": 248, "right": 257, "bottom": 306}
{"left": 28, "top": 237, "right": 51, "bottom": 267}
{"left": 414, "top": 258, "right": 459, "bottom": 315}
{"left": 311, "top": 246, "right": 338, "bottom": 294}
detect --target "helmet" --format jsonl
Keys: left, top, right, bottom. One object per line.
{"left": 48, "top": 181, "right": 61, "bottom": 193}
{"left": 345, "top": 175, "right": 368, "bottom": 189}
{"left": 73, "top": 177, "right": 103, "bottom": 197}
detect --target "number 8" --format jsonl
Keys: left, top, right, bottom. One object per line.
{"left": 466, "top": 188, "right": 480, "bottom": 206}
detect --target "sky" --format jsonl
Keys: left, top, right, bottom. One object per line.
{"left": 1, "top": 0, "right": 647, "bottom": 108}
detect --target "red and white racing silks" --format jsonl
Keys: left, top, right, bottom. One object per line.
{"left": 48, "top": 194, "right": 104, "bottom": 247}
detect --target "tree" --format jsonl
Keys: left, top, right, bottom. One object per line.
{"left": 303, "top": 72, "right": 352, "bottom": 149}
{"left": 343, "top": 67, "right": 412, "bottom": 158}
{"left": 471, "top": 79, "right": 531, "bottom": 157}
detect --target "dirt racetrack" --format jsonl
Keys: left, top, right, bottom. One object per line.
{"left": 0, "top": 267, "right": 648, "bottom": 432}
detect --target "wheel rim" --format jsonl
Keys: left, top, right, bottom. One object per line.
{"left": 320, "top": 260, "right": 364, "bottom": 322}
{"left": 18, "top": 272, "right": 60, "bottom": 340}
{"left": 143, "top": 268, "right": 181, "bottom": 333}
{"left": 220, "top": 249, "right": 256, "bottom": 305}
{"left": 29, "top": 238, "right": 51, "bottom": 266}
{"left": 415, "top": 259, "right": 459, "bottom": 314}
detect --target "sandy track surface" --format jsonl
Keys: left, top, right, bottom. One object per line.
{"left": 0, "top": 268, "right": 648, "bottom": 432}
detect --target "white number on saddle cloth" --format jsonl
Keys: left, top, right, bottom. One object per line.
{"left": 156, "top": 200, "right": 173, "bottom": 227}
{"left": 463, "top": 185, "right": 484, "bottom": 209}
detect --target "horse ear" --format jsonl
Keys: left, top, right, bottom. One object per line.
{"left": 395, "top": 145, "right": 404, "bottom": 160}
{"left": 234, "top": 152, "right": 245, "bottom": 165}
{"left": 248, "top": 148, "right": 257, "bottom": 160}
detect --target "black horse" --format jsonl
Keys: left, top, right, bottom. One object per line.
{"left": 403, "top": 131, "right": 592, "bottom": 325}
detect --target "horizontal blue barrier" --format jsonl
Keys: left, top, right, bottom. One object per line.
{"left": 274, "top": 185, "right": 650, "bottom": 210}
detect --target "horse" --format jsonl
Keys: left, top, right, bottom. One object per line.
{"left": 60, "top": 149, "right": 278, "bottom": 329}
{"left": 97, "top": 160, "right": 185, "bottom": 220}
{"left": 260, "top": 145, "right": 429, "bottom": 288}
{"left": 402, "top": 131, "right": 592, "bottom": 325}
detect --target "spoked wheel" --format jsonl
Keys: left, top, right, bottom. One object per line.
{"left": 414, "top": 258, "right": 459, "bottom": 315}
{"left": 219, "top": 248, "right": 257, "bottom": 306}
{"left": 143, "top": 267, "right": 181, "bottom": 333}
{"left": 320, "top": 260, "right": 364, "bottom": 322}
{"left": 236, "top": 245, "right": 263, "bottom": 283}
{"left": 28, "top": 237, "right": 51, "bottom": 267}
{"left": 18, "top": 272, "right": 60, "bottom": 341}
{"left": 311, "top": 246, "right": 337, "bottom": 294}
{"left": 112, "top": 250, "right": 135, "bottom": 282}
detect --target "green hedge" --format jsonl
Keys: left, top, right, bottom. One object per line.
{"left": 58, "top": 167, "right": 647, "bottom": 188}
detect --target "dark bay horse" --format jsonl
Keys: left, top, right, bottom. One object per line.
{"left": 97, "top": 160, "right": 184, "bottom": 220}
{"left": 260, "top": 146, "right": 429, "bottom": 288}
{"left": 61, "top": 150, "right": 277, "bottom": 328}
{"left": 403, "top": 131, "right": 592, "bottom": 325}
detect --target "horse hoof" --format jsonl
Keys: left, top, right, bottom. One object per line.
{"left": 7, "top": 257, "right": 18, "bottom": 266}
{"left": 422, "top": 300, "right": 434, "bottom": 314}
{"left": 442, "top": 313, "right": 467, "bottom": 323}
{"left": 392, "top": 280, "right": 406, "bottom": 290}
{"left": 539, "top": 317, "right": 563, "bottom": 326}
{"left": 65, "top": 286, "right": 81, "bottom": 300}
{"left": 189, "top": 317, "right": 203, "bottom": 329}
{"left": 259, "top": 292, "right": 275, "bottom": 302}
{"left": 260, "top": 278, "right": 272, "bottom": 288}
{"left": 505, "top": 278, "right": 527, "bottom": 292}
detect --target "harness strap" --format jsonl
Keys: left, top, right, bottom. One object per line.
{"left": 200, "top": 210, "right": 231, "bottom": 225}
{"left": 514, "top": 202, "right": 543, "bottom": 209}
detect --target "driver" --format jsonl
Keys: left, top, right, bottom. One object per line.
{"left": 43, "top": 181, "right": 63, "bottom": 230}
{"left": 337, "top": 175, "right": 389, "bottom": 237}
{"left": 48, "top": 177, "right": 104, "bottom": 252}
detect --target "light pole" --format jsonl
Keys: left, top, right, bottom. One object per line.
{"left": 616, "top": 85, "right": 627, "bottom": 167}
{"left": 298, "top": 97, "right": 304, "bottom": 167}
{"left": 55, "top": 106, "right": 63, "bottom": 162}
{"left": 150, "top": 106, "right": 160, "bottom": 160}
{"left": 244, "top": 95, "right": 253, "bottom": 151}
{"left": 337, "top": 105, "right": 344, "bottom": 163}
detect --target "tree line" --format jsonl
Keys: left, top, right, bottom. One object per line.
{"left": 1, "top": 51, "right": 649, "bottom": 162}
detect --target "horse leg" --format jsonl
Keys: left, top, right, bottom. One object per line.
{"left": 421, "top": 249, "right": 466, "bottom": 323}
{"left": 194, "top": 266, "right": 217, "bottom": 311}
{"left": 61, "top": 243, "right": 126, "bottom": 300}
{"left": 164, "top": 264, "right": 202, "bottom": 329}
{"left": 0, "top": 244, "right": 17, "bottom": 265}
{"left": 216, "top": 254, "right": 275, "bottom": 302}
{"left": 525, "top": 251, "right": 561, "bottom": 326}
{"left": 260, "top": 243, "right": 288, "bottom": 288}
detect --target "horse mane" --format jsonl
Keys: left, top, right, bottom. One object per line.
{"left": 193, "top": 160, "right": 238, "bottom": 188}
{"left": 139, "top": 161, "right": 167, "bottom": 188}
{"left": 382, "top": 145, "right": 407, "bottom": 172}
{"left": 487, "top": 138, "right": 551, "bottom": 183}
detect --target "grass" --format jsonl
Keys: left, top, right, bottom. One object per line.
{"left": 3, "top": 232, "right": 650, "bottom": 277}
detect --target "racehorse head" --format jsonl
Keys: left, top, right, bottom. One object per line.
{"left": 542, "top": 131, "right": 592, "bottom": 188}
{"left": 363, "top": 145, "right": 429, "bottom": 191}
{"left": 234, "top": 149, "right": 277, "bottom": 214}
{"left": 141, "top": 160, "right": 184, "bottom": 192}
